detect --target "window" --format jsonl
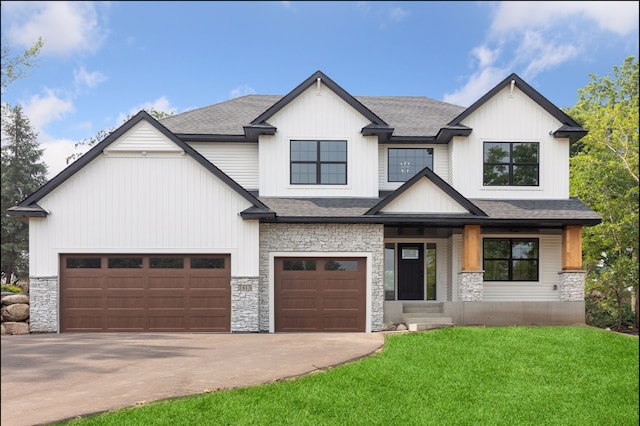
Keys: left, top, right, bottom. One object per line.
{"left": 324, "top": 260, "right": 358, "bottom": 271}
{"left": 483, "top": 142, "right": 539, "bottom": 186}
{"left": 283, "top": 260, "right": 316, "bottom": 270}
{"left": 384, "top": 244, "right": 395, "bottom": 300}
{"left": 150, "top": 257, "right": 184, "bottom": 268}
{"left": 108, "top": 257, "right": 143, "bottom": 268}
{"left": 388, "top": 148, "right": 433, "bottom": 182}
{"left": 483, "top": 239, "right": 539, "bottom": 281}
{"left": 291, "top": 140, "right": 347, "bottom": 184}
{"left": 191, "top": 257, "right": 225, "bottom": 269}
{"left": 66, "top": 257, "right": 101, "bottom": 268}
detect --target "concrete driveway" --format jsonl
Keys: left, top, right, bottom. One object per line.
{"left": 1, "top": 332, "right": 384, "bottom": 426}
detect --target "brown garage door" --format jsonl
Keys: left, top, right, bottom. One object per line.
{"left": 275, "top": 257, "right": 366, "bottom": 332}
{"left": 60, "top": 254, "right": 230, "bottom": 332}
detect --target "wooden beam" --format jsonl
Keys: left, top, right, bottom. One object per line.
{"left": 562, "top": 225, "right": 583, "bottom": 270}
{"left": 462, "top": 225, "right": 481, "bottom": 271}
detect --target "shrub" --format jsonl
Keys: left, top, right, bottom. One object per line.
{"left": 1, "top": 284, "right": 23, "bottom": 293}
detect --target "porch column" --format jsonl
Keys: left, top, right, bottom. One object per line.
{"left": 459, "top": 225, "right": 483, "bottom": 301}
{"left": 462, "top": 225, "right": 481, "bottom": 270}
{"left": 559, "top": 225, "right": 586, "bottom": 301}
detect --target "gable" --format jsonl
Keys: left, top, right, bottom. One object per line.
{"left": 379, "top": 177, "right": 469, "bottom": 214}
{"left": 104, "top": 121, "right": 184, "bottom": 154}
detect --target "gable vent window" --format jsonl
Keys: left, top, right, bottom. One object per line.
{"left": 290, "top": 140, "right": 347, "bottom": 185}
{"left": 483, "top": 142, "right": 539, "bottom": 186}
{"left": 388, "top": 148, "right": 433, "bottom": 182}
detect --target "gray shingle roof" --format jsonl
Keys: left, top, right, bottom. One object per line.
{"left": 471, "top": 199, "right": 602, "bottom": 221}
{"left": 258, "top": 197, "right": 601, "bottom": 223}
{"left": 160, "top": 95, "right": 465, "bottom": 137}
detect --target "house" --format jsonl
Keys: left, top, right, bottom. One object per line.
{"left": 8, "top": 71, "right": 601, "bottom": 333}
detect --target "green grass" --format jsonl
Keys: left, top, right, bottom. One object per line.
{"left": 59, "top": 326, "right": 638, "bottom": 426}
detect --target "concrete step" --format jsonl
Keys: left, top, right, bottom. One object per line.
{"left": 408, "top": 322, "right": 454, "bottom": 331}
{"left": 403, "top": 316, "right": 453, "bottom": 325}
{"left": 403, "top": 312, "right": 448, "bottom": 318}
{"left": 402, "top": 303, "right": 443, "bottom": 314}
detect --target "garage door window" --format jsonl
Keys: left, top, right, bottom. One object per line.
{"left": 108, "top": 257, "right": 143, "bottom": 268}
{"left": 283, "top": 260, "right": 316, "bottom": 270}
{"left": 190, "top": 257, "right": 225, "bottom": 269}
{"left": 66, "top": 257, "right": 101, "bottom": 268}
{"left": 150, "top": 257, "right": 184, "bottom": 268}
{"left": 324, "top": 260, "right": 358, "bottom": 271}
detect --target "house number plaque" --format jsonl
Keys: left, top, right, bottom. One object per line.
{"left": 238, "top": 284, "right": 253, "bottom": 291}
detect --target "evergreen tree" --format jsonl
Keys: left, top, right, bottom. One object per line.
{"left": 1, "top": 104, "right": 48, "bottom": 283}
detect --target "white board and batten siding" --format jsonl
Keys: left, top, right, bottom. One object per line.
{"left": 30, "top": 122, "right": 259, "bottom": 277}
{"left": 449, "top": 233, "right": 562, "bottom": 301}
{"left": 187, "top": 142, "right": 259, "bottom": 190}
{"left": 259, "top": 83, "right": 379, "bottom": 197}
{"left": 378, "top": 144, "right": 449, "bottom": 191}
{"left": 450, "top": 85, "right": 570, "bottom": 199}
{"left": 379, "top": 178, "right": 468, "bottom": 214}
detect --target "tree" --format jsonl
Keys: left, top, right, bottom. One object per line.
{"left": 66, "top": 108, "right": 175, "bottom": 164}
{"left": 1, "top": 37, "right": 43, "bottom": 92}
{"left": 1, "top": 105, "right": 48, "bottom": 283}
{"left": 567, "top": 56, "right": 639, "bottom": 330}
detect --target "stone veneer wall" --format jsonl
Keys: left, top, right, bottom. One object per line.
{"left": 558, "top": 270, "right": 586, "bottom": 301}
{"left": 259, "top": 223, "right": 384, "bottom": 332}
{"left": 458, "top": 271, "right": 484, "bottom": 301}
{"left": 231, "top": 277, "right": 260, "bottom": 332}
{"left": 29, "top": 276, "right": 58, "bottom": 332}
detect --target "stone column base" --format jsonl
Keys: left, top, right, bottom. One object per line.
{"left": 458, "top": 271, "right": 484, "bottom": 301}
{"left": 28, "top": 276, "right": 58, "bottom": 333}
{"left": 558, "top": 270, "right": 586, "bottom": 302}
{"left": 231, "top": 277, "right": 260, "bottom": 332}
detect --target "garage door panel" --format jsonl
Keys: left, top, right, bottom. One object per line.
{"left": 61, "top": 254, "right": 230, "bottom": 332}
{"left": 275, "top": 257, "right": 366, "bottom": 332}
{"left": 64, "top": 277, "right": 103, "bottom": 289}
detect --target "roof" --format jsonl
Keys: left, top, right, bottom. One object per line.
{"left": 7, "top": 111, "right": 272, "bottom": 218}
{"left": 257, "top": 196, "right": 601, "bottom": 227}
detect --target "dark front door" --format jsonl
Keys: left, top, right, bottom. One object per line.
{"left": 397, "top": 243, "right": 424, "bottom": 300}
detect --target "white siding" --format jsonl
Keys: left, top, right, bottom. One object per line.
{"left": 380, "top": 178, "right": 468, "bottom": 213}
{"left": 378, "top": 144, "right": 449, "bottom": 191}
{"left": 482, "top": 233, "right": 562, "bottom": 301}
{"left": 30, "top": 153, "right": 259, "bottom": 277}
{"left": 450, "top": 85, "right": 570, "bottom": 199}
{"left": 187, "top": 142, "right": 259, "bottom": 190}
{"left": 105, "top": 121, "right": 183, "bottom": 153}
{"left": 259, "top": 83, "right": 378, "bottom": 197}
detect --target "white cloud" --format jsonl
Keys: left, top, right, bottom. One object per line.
{"left": 22, "top": 90, "right": 74, "bottom": 131}
{"left": 74, "top": 66, "right": 108, "bottom": 89}
{"left": 39, "top": 135, "right": 87, "bottom": 180}
{"left": 230, "top": 84, "right": 256, "bottom": 99}
{"left": 388, "top": 7, "right": 409, "bottom": 23}
{"left": 116, "top": 96, "right": 177, "bottom": 126}
{"left": 445, "top": 1, "right": 638, "bottom": 106}
{"left": 2, "top": 1, "right": 106, "bottom": 56}
{"left": 443, "top": 67, "right": 508, "bottom": 107}
{"left": 491, "top": 1, "right": 638, "bottom": 37}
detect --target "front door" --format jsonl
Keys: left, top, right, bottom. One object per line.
{"left": 397, "top": 243, "right": 424, "bottom": 300}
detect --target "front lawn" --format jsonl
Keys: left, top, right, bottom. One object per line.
{"left": 60, "top": 326, "right": 639, "bottom": 425}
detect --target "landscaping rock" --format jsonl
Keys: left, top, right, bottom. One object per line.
{"left": 3, "top": 322, "right": 29, "bottom": 335}
{"left": 396, "top": 323, "right": 408, "bottom": 331}
{"left": 2, "top": 294, "right": 29, "bottom": 305}
{"left": 1, "top": 324, "right": 5, "bottom": 335}
{"left": 2, "top": 304, "right": 30, "bottom": 322}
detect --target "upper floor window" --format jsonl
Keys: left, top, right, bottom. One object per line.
{"left": 483, "top": 238, "right": 539, "bottom": 281}
{"left": 483, "top": 142, "right": 539, "bottom": 186}
{"left": 290, "top": 140, "right": 347, "bottom": 185}
{"left": 388, "top": 148, "right": 433, "bottom": 182}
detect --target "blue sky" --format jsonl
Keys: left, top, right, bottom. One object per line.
{"left": 1, "top": 1, "right": 638, "bottom": 179}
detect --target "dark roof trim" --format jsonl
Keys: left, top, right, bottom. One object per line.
{"left": 243, "top": 124, "right": 277, "bottom": 141}
{"left": 250, "top": 71, "right": 391, "bottom": 131}
{"left": 177, "top": 134, "right": 256, "bottom": 143}
{"left": 552, "top": 125, "right": 589, "bottom": 144}
{"left": 240, "top": 206, "right": 277, "bottom": 220}
{"left": 6, "top": 203, "right": 48, "bottom": 218}
{"left": 448, "top": 73, "right": 586, "bottom": 142}
{"left": 435, "top": 125, "right": 473, "bottom": 143}
{"left": 266, "top": 215, "right": 601, "bottom": 226}
{"left": 15, "top": 111, "right": 271, "bottom": 214}
{"left": 366, "top": 166, "right": 487, "bottom": 216}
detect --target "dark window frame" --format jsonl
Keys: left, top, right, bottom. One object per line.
{"left": 483, "top": 142, "right": 539, "bottom": 186}
{"left": 388, "top": 147, "right": 434, "bottom": 182}
{"left": 290, "top": 140, "right": 347, "bottom": 185}
{"left": 483, "top": 238, "right": 539, "bottom": 282}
